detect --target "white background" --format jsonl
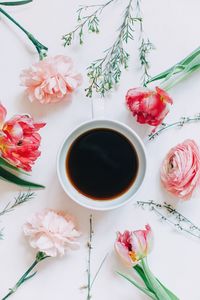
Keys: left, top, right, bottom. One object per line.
{"left": 0, "top": 0, "right": 200, "bottom": 299}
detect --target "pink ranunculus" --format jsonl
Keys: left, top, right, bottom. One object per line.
{"left": 161, "top": 139, "right": 200, "bottom": 200}
{"left": 126, "top": 86, "right": 173, "bottom": 126}
{"left": 20, "top": 55, "right": 82, "bottom": 104}
{"left": 23, "top": 209, "right": 80, "bottom": 257}
{"left": 115, "top": 225, "right": 153, "bottom": 266}
{"left": 0, "top": 103, "right": 45, "bottom": 171}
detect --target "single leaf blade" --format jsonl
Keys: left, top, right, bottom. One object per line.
{"left": 0, "top": 167, "right": 45, "bottom": 189}
{"left": 0, "top": 157, "right": 28, "bottom": 175}
{"left": 0, "top": 0, "right": 32, "bottom": 6}
{"left": 117, "top": 271, "right": 158, "bottom": 300}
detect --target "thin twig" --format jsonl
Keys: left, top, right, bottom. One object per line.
{"left": 137, "top": 200, "right": 200, "bottom": 239}
{"left": 148, "top": 114, "right": 200, "bottom": 141}
{"left": 91, "top": 253, "right": 108, "bottom": 289}
{"left": 87, "top": 214, "right": 93, "bottom": 300}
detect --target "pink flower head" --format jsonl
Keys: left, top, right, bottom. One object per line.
{"left": 23, "top": 209, "right": 80, "bottom": 257}
{"left": 21, "top": 55, "right": 82, "bottom": 104}
{"left": 0, "top": 103, "right": 7, "bottom": 127}
{"left": 161, "top": 139, "right": 200, "bottom": 200}
{"left": 126, "top": 86, "right": 173, "bottom": 126}
{"left": 0, "top": 103, "right": 45, "bottom": 171}
{"left": 115, "top": 225, "right": 153, "bottom": 266}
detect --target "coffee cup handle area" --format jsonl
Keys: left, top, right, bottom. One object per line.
{"left": 91, "top": 98, "right": 105, "bottom": 120}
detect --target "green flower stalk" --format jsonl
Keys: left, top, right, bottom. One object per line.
{"left": 146, "top": 46, "right": 200, "bottom": 90}
{"left": 2, "top": 209, "right": 80, "bottom": 299}
{"left": 2, "top": 252, "right": 49, "bottom": 300}
{"left": 0, "top": 0, "right": 48, "bottom": 59}
{"left": 115, "top": 226, "right": 179, "bottom": 299}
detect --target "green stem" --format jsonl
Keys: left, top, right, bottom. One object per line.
{"left": 160, "top": 65, "right": 200, "bottom": 91}
{"left": 0, "top": 7, "right": 48, "bottom": 59}
{"left": 141, "top": 259, "right": 172, "bottom": 300}
{"left": 1, "top": 252, "right": 48, "bottom": 300}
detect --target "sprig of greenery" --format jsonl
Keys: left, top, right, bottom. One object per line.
{"left": 0, "top": 192, "right": 35, "bottom": 240}
{"left": 137, "top": 200, "right": 200, "bottom": 239}
{"left": 62, "top": 0, "right": 115, "bottom": 46}
{"left": 139, "top": 38, "right": 154, "bottom": 86}
{"left": 0, "top": 228, "right": 4, "bottom": 240}
{"left": 136, "top": 0, "right": 154, "bottom": 86}
{"left": 86, "top": 0, "right": 141, "bottom": 97}
{"left": 148, "top": 114, "right": 200, "bottom": 141}
{"left": 0, "top": 191, "right": 35, "bottom": 217}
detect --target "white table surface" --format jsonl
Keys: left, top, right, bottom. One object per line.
{"left": 1, "top": 1, "right": 200, "bottom": 299}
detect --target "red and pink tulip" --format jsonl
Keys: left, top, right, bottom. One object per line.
{"left": 126, "top": 86, "right": 173, "bottom": 126}
{"left": 115, "top": 225, "right": 153, "bottom": 266}
{"left": 0, "top": 103, "right": 45, "bottom": 171}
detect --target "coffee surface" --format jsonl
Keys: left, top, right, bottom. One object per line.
{"left": 66, "top": 128, "right": 138, "bottom": 200}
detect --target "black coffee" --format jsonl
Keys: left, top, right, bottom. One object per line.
{"left": 66, "top": 128, "right": 138, "bottom": 200}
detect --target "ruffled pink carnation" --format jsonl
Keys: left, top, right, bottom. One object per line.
{"left": 161, "top": 139, "right": 200, "bottom": 200}
{"left": 20, "top": 55, "right": 82, "bottom": 104}
{"left": 23, "top": 209, "right": 80, "bottom": 257}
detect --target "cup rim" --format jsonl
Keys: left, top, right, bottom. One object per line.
{"left": 57, "top": 119, "right": 147, "bottom": 211}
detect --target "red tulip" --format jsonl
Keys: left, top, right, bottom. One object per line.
{"left": 126, "top": 86, "right": 173, "bottom": 126}
{"left": 0, "top": 103, "right": 45, "bottom": 171}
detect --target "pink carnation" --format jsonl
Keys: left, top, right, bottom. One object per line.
{"left": 20, "top": 55, "right": 82, "bottom": 104}
{"left": 161, "top": 139, "right": 200, "bottom": 200}
{"left": 23, "top": 209, "right": 80, "bottom": 257}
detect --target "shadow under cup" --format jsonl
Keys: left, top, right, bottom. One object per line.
{"left": 57, "top": 120, "right": 146, "bottom": 210}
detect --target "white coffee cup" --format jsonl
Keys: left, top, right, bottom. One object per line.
{"left": 57, "top": 119, "right": 147, "bottom": 211}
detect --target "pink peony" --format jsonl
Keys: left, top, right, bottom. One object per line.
{"left": 23, "top": 209, "right": 80, "bottom": 257}
{"left": 0, "top": 103, "right": 45, "bottom": 171}
{"left": 161, "top": 139, "right": 200, "bottom": 200}
{"left": 126, "top": 86, "right": 173, "bottom": 126}
{"left": 115, "top": 225, "right": 153, "bottom": 266}
{"left": 20, "top": 55, "right": 82, "bottom": 104}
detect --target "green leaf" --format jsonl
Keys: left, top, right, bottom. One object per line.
{"left": 0, "top": 157, "right": 28, "bottom": 175}
{"left": 0, "top": 167, "right": 45, "bottom": 189}
{"left": 117, "top": 272, "right": 158, "bottom": 300}
{"left": 0, "top": 0, "right": 32, "bottom": 6}
{"left": 141, "top": 259, "right": 178, "bottom": 300}
{"left": 134, "top": 264, "right": 155, "bottom": 292}
{"left": 147, "top": 47, "right": 200, "bottom": 85}
{"left": 134, "top": 264, "right": 179, "bottom": 300}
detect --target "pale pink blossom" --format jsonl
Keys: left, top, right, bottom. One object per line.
{"left": 23, "top": 209, "right": 80, "bottom": 257}
{"left": 20, "top": 55, "right": 82, "bottom": 104}
{"left": 161, "top": 139, "right": 200, "bottom": 200}
{"left": 115, "top": 225, "right": 153, "bottom": 266}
